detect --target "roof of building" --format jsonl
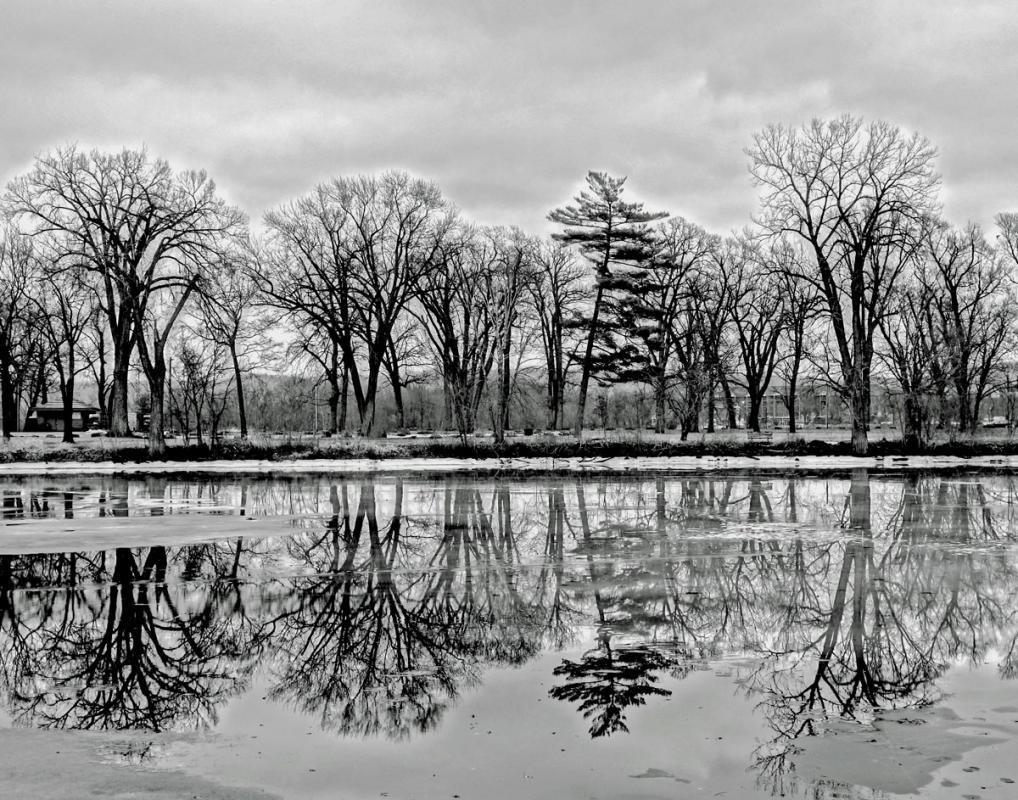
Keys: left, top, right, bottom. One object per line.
{"left": 29, "top": 402, "right": 101, "bottom": 413}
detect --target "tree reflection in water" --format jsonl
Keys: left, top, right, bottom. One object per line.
{"left": 0, "top": 545, "right": 265, "bottom": 731}
{"left": 1, "top": 471, "right": 1018, "bottom": 792}
{"left": 550, "top": 640, "right": 678, "bottom": 737}
{"left": 269, "top": 481, "right": 550, "bottom": 739}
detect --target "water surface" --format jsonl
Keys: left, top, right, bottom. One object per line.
{"left": 2, "top": 471, "right": 1018, "bottom": 799}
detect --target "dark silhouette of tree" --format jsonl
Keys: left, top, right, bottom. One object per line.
{"left": 923, "top": 221, "right": 1013, "bottom": 433}
{"left": 32, "top": 256, "right": 100, "bottom": 443}
{"left": 416, "top": 228, "right": 509, "bottom": 439}
{"left": 0, "top": 543, "right": 267, "bottom": 732}
{"left": 608, "top": 217, "right": 717, "bottom": 433}
{"left": 528, "top": 244, "right": 586, "bottom": 429}
{"left": 194, "top": 239, "right": 263, "bottom": 439}
{"left": 720, "top": 236, "right": 785, "bottom": 432}
{"left": 548, "top": 172, "right": 667, "bottom": 437}
{"left": 262, "top": 172, "right": 454, "bottom": 436}
{"left": 749, "top": 116, "right": 940, "bottom": 454}
{"left": 771, "top": 239, "right": 822, "bottom": 433}
{"left": 550, "top": 638, "right": 675, "bottom": 737}
{"left": 878, "top": 274, "right": 942, "bottom": 447}
{"left": 6, "top": 147, "right": 244, "bottom": 447}
{"left": 0, "top": 227, "right": 38, "bottom": 439}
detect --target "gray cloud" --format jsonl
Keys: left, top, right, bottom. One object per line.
{"left": 2, "top": 0, "right": 1016, "bottom": 235}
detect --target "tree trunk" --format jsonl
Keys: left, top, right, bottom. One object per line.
{"left": 901, "top": 393, "right": 925, "bottom": 450}
{"left": 358, "top": 347, "right": 382, "bottom": 437}
{"left": 61, "top": 372, "right": 75, "bottom": 444}
{"left": 786, "top": 375, "right": 798, "bottom": 434}
{"left": 96, "top": 328, "right": 109, "bottom": 423}
{"left": 546, "top": 376, "right": 558, "bottom": 430}
{"left": 359, "top": 397, "right": 375, "bottom": 437}
{"left": 553, "top": 315, "right": 565, "bottom": 430}
{"left": 387, "top": 341, "right": 406, "bottom": 429}
{"left": 706, "top": 382, "right": 716, "bottom": 433}
{"left": 850, "top": 371, "right": 869, "bottom": 456}
{"left": 108, "top": 355, "right": 131, "bottom": 437}
{"left": 654, "top": 371, "right": 666, "bottom": 434}
{"left": 545, "top": 344, "right": 559, "bottom": 430}
{"left": 747, "top": 394, "right": 762, "bottom": 432}
{"left": 0, "top": 360, "right": 14, "bottom": 439}
{"left": 148, "top": 369, "right": 166, "bottom": 457}
{"left": 230, "top": 345, "right": 248, "bottom": 439}
{"left": 442, "top": 370, "right": 453, "bottom": 430}
{"left": 573, "top": 282, "right": 606, "bottom": 438}
{"left": 25, "top": 361, "right": 46, "bottom": 428}
{"left": 193, "top": 398, "right": 204, "bottom": 447}
{"left": 498, "top": 327, "right": 511, "bottom": 439}
{"left": 719, "top": 375, "right": 737, "bottom": 430}
{"left": 339, "top": 363, "right": 349, "bottom": 432}
{"left": 391, "top": 377, "right": 405, "bottom": 429}
{"left": 328, "top": 373, "right": 340, "bottom": 435}
{"left": 37, "top": 360, "right": 49, "bottom": 405}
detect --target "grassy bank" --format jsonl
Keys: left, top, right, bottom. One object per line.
{"left": 4, "top": 434, "right": 1018, "bottom": 463}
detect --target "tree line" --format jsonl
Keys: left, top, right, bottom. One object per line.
{"left": 2, "top": 115, "right": 1017, "bottom": 455}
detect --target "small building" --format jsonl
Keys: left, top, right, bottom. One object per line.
{"left": 25, "top": 402, "right": 101, "bottom": 432}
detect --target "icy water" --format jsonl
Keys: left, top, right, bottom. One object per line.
{"left": 3, "top": 472, "right": 1018, "bottom": 799}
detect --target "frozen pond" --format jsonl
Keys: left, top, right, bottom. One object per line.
{"left": 3, "top": 471, "right": 1018, "bottom": 798}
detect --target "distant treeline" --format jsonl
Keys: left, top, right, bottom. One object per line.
{"left": 2, "top": 114, "right": 1017, "bottom": 455}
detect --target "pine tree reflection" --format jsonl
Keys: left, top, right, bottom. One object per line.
{"left": 549, "top": 480, "right": 689, "bottom": 737}
{"left": 551, "top": 638, "right": 676, "bottom": 737}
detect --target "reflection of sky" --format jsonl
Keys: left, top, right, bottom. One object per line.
{"left": 167, "top": 651, "right": 768, "bottom": 800}
{"left": 130, "top": 658, "right": 1018, "bottom": 800}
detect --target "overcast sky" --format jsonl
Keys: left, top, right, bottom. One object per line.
{"left": 2, "top": 1, "right": 1016, "bottom": 234}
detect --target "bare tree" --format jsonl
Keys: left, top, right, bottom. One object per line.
{"left": 168, "top": 338, "right": 233, "bottom": 446}
{"left": 692, "top": 263, "right": 737, "bottom": 434}
{"left": 260, "top": 190, "right": 358, "bottom": 435}
{"left": 720, "top": 236, "right": 785, "bottom": 432}
{"left": 380, "top": 315, "right": 431, "bottom": 431}
{"left": 996, "top": 212, "right": 1018, "bottom": 267}
{"left": 749, "top": 116, "right": 940, "bottom": 454}
{"left": 486, "top": 227, "right": 539, "bottom": 443}
{"left": 33, "top": 257, "right": 101, "bottom": 442}
{"left": 5, "top": 147, "right": 242, "bottom": 451}
{"left": 877, "top": 278, "right": 941, "bottom": 448}
{"left": 770, "top": 240, "right": 822, "bottom": 433}
{"left": 924, "top": 222, "right": 1014, "bottom": 433}
{"left": 82, "top": 315, "right": 111, "bottom": 425}
{"left": 263, "top": 172, "right": 453, "bottom": 436}
{"left": 528, "top": 242, "right": 586, "bottom": 430}
{"left": 0, "top": 227, "right": 37, "bottom": 439}
{"left": 128, "top": 171, "right": 245, "bottom": 455}
{"left": 195, "top": 239, "right": 262, "bottom": 439}
{"left": 417, "top": 227, "right": 502, "bottom": 440}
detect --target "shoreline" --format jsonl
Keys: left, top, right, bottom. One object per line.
{"left": 5, "top": 453, "right": 1018, "bottom": 478}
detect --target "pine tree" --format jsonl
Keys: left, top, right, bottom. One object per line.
{"left": 548, "top": 172, "right": 667, "bottom": 436}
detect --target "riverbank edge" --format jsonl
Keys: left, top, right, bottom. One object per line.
{"left": 4, "top": 454, "right": 1018, "bottom": 478}
{"left": 4, "top": 435, "right": 1018, "bottom": 466}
